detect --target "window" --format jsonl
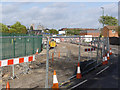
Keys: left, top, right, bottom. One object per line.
{"left": 112, "top": 30, "right": 116, "bottom": 33}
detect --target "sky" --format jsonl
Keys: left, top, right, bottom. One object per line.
{"left": 0, "top": 1, "right": 118, "bottom": 30}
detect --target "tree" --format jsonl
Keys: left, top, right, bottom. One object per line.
{"left": 99, "top": 15, "right": 118, "bottom": 26}
{"left": 10, "top": 21, "right": 27, "bottom": 34}
{"left": 66, "top": 29, "right": 81, "bottom": 35}
{"left": 0, "top": 23, "right": 9, "bottom": 33}
{"left": 49, "top": 29, "right": 58, "bottom": 34}
{"left": 30, "top": 26, "right": 33, "bottom": 30}
{"left": 44, "top": 30, "right": 49, "bottom": 33}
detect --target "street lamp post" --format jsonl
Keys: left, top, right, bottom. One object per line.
{"left": 101, "top": 7, "right": 104, "bottom": 28}
{"left": 101, "top": 7, "right": 109, "bottom": 52}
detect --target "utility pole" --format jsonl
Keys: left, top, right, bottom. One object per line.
{"left": 101, "top": 7, "right": 104, "bottom": 28}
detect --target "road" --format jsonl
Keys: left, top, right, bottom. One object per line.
{"left": 66, "top": 45, "right": 119, "bottom": 89}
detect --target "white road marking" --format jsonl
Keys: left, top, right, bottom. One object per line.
{"left": 70, "top": 80, "right": 88, "bottom": 89}
{"left": 96, "top": 66, "right": 109, "bottom": 75}
{"left": 112, "top": 48, "right": 120, "bottom": 52}
{"left": 68, "top": 65, "right": 110, "bottom": 89}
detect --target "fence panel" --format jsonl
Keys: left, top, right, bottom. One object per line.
{"left": 1, "top": 34, "right": 42, "bottom": 60}
{"left": 1, "top": 36, "right": 110, "bottom": 89}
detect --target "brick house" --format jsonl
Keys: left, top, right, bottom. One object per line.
{"left": 101, "top": 26, "right": 118, "bottom": 37}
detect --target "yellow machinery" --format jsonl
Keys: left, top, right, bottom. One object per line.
{"left": 49, "top": 39, "right": 56, "bottom": 48}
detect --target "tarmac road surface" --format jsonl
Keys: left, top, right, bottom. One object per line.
{"left": 68, "top": 45, "right": 119, "bottom": 89}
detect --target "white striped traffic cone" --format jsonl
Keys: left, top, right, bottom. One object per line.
{"left": 110, "top": 48, "right": 112, "bottom": 55}
{"left": 105, "top": 54, "right": 108, "bottom": 64}
{"left": 89, "top": 43, "right": 91, "bottom": 46}
{"left": 52, "top": 70, "right": 59, "bottom": 89}
{"left": 102, "top": 54, "right": 106, "bottom": 65}
{"left": 36, "top": 48, "right": 39, "bottom": 54}
{"left": 100, "top": 45, "right": 102, "bottom": 48}
{"left": 105, "top": 46, "right": 107, "bottom": 50}
{"left": 76, "top": 63, "right": 82, "bottom": 79}
{"left": 6, "top": 81, "right": 10, "bottom": 90}
{"left": 96, "top": 44, "right": 97, "bottom": 47}
{"left": 107, "top": 51, "right": 110, "bottom": 60}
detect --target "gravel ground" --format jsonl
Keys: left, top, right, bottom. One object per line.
{"left": 1, "top": 42, "right": 99, "bottom": 88}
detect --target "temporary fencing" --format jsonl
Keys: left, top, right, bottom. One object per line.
{"left": 1, "top": 34, "right": 43, "bottom": 88}
{"left": 1, "top": 34, "right": 42, "bottom": 60}
{"left": 0, "top": 55, "right": 35, "bottom": 67}
{"left": 1, "top": 35, "right": 112, "bottom": 89}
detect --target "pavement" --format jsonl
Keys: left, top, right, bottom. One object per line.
{"left": 63, "top": 45, "right": 119, "bottom": 89}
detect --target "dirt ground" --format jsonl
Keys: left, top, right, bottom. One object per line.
{"left": 1, "top": 42, "right": 99, "bottom": 88}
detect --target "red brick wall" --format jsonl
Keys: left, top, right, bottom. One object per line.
{"left": 101, "top": 27, "right": 108, "bottom": 37}
{"left": 101, "top": 27, "right": 118, "bottom": 37}
{"left": 109, "top": 30, "right": 118, "bottom": 37}
{"left": 79, "top": 33, "right": 87, "bottom": 36}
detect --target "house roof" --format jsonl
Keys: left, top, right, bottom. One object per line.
{"left": 105, "top": 26, "right": 117, "bottom": 30}
{"left": 61, "top": 28, "right": 97, "bottom": 31}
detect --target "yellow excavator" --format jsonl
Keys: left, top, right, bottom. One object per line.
{"left": 49, "top": 39, "right": 56, "bottom": 48}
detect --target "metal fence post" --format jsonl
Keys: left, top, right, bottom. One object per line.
{"left": 103, "top": 38, "right": 105, "bottom": 55}
{"left": 101, "top": 37, "right": 103, "bottom": 59}
{"left": 78, "top": 37, "right": 81, "bottom": 62}
{"left": 12, "top": 65, "right": 15, "bottom": 79}
{"left": 45, "top": 37, "right": 49, "bottom": 88}
{"left": 13, "top": 37, "right": 15, "bottom": 58}
{"left": 91, "top": 39, "right": 93, "bottom": 60}
{"left": 107, "top": 37, "right": 109, "bottom": 52}
{"left": 12, "top": 36, "right": 15, "bottom": 79}
{"left": 94, "top": 37, "right": 95, "bottom": 47}
{"left": 25, "top": 37, "right": 26, "bottom": 56}
{"left": 33, "top": 37, "right": 34, "bottom": 54}
{"left": 96, "top": 37, "right": 100, "bottom": 63}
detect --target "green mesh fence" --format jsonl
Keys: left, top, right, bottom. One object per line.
{"left": 0, "top": 33, "right": 42, "bottom": 60}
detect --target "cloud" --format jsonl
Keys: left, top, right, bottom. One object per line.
{"left": 1, "top": 0, "right": 118, "bottom": 2}
{"left": 102, "top": 3, "right": 118, "bottom": 18}
{"left": 2, "top": 4, "right": 20, "bottom": 14}
{"left": 0, "top": 4, "right": 2, "bottom": 22}
{"left": 1, "top": 2, "right": 118, "bottom": 29}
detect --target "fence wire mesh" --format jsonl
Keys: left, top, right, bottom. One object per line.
{"left": 0, "top": 34, "right": 42, "bottom": 60}
{"left": 1, "top": 36, "right": 109, "bottom": 89}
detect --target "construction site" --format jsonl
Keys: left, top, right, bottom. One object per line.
{"left": 0, "top": 35, "right": 118, "bottom": 89}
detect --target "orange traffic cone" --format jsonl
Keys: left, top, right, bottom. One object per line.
{"left": 36, "top": 48, "right": 39, "bottom": 54}
{"left": 96, "top": 44, "right": 97, "bottom": 47}
{"left": 105, "top": 54, "right": 108, "bottom": 64}
{"left": 107, "top": 51, "right": 110, "bottom": 60}
{"left": 110, "top": 48, "right": 112, "bottom": 55}
{"left": 105, "top": 46, "right": 107, "bottom": 50}
{"left": 6, "top": 81, "right": 10, "bottom": 90}
{"left": 58, "top": 51, "right": 60, "bottom": 59}
{"left": 52, "top": 70, "right": 59, "bottom": 89}
{"left": 76, "top": 63, "right": 82, "bottom": 79}
{"left": 52, "top": 53, "right": 54, "bottom": 62}
{"left": 89, "top": 43, "right": 91, "bottom": 46}
{"left": 100, "top": 45, "right": 102, "bottom": 48}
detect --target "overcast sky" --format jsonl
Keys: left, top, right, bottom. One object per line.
{"left": 0, "top": 2, "right": 118, "bottom": 30}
